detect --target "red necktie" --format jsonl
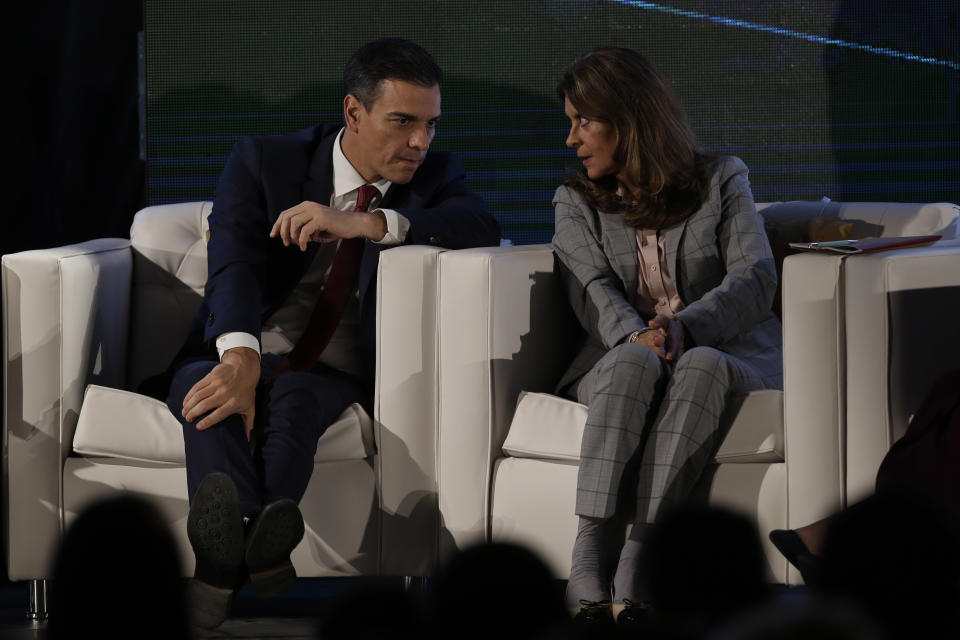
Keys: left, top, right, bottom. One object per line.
{"left": 269, "top": 184, "right": 378, "bottom": 379}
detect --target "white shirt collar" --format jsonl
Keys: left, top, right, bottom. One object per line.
{"left": 332, "top": 128, "right": 391, "bottom": 200}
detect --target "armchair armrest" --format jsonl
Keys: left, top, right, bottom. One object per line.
{"left": 842, "top": 242, "right": 960, "bottom": 501}
{"left": 375, "top": 245, "right": 446, "bottom": 575}
{"left": 434, "top": 245, "right": 580, "bottom": 554}
{"left": 781, "top": 240, "right": 960, "bottom": 541}
{"left": 2, "top": 239, "right": 131, "bottom": 579}
{"left": 781, "top": 251, "right": 849, "bottom": 530}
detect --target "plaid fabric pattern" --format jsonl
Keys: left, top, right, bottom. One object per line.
{"left": 554, "top": 156, "right": 784, "bottom": 519}
{"left": 574, "top": 345, "right": 770, "bottom": 519}
{"left": 552, "top": 156, "right": 783, "bottom": 396}
{"left": 632, "top": 347, "right": 767, "bottom": 523}
{"left": 574, "top": 343, "right": 664, "bottom": 518}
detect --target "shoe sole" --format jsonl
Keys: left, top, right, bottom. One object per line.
{"left": 246, "top": 499, "right": 304, "bottom": 598}
{"left": 187, "top": 473, "right": 245, "bottom": 591}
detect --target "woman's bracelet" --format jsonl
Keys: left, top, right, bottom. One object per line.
{"left": 624, "top": 327, "right": 652, "bottom": 344}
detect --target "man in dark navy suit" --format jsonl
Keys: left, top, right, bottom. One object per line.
{"left": 164, "top": 38, "right": 499, "bottom": 627}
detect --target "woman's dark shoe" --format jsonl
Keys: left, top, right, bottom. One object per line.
{"left": 616, "top": 599, "right": 653, "bottom": 627}
{"left": 572, "top": 599, "right": 614, "bottom": 627}
{"left": 769, "top": 529, "right": 821, "bottom": 583}
{"left": 245, "top": 498, "right": 305, "bottom": 597}
{"left": 186, "top": 473, "right": 245, "bottom": 628}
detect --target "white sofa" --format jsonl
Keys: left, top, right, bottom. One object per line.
{"left": 424, "top": 200, "right": 960, "bottom": 586}
{"left": 2, "top": 202, "right": 448, "bottom": 616}
{"left": 4, "top": 198, "right": 958, "bottom": 620}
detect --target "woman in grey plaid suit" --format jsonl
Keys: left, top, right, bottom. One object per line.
{"left": 553, "top": 48, "right": 783, "bottom": 624}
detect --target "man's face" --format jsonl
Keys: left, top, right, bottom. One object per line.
{"left": 343, "top": 79, "right": 441, "bottom": 184}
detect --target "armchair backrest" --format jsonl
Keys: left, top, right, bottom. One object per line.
{"left": 126, "top": 202, "right": 211, "bottom": 391}
{"left": 120, "top": 199, "right": 959, "bottom": 390}
{"left": 759, "top": 199, "right": 959, "bottom": 241}
{"left": 758, "top": 200, "right": 959, "bottom": 319}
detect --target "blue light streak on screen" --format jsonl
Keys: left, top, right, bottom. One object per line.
{"left": 606, "top": 0, "right": 960, "bottom": 71}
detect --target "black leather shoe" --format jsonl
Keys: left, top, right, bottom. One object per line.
{"left": 616, "top": 599, "right": 653, "bottom": 627}
{"left": 186, "top": 473, "right": 245, "bottom": 628}
{"left": 769, "top": 529, "right": 821, "bottom": 584}
{"left": 769, "top": 529, "right": 811, "bottom": 567}
{"left": 245, "top": 498, "right": 305, "bottom": 598}
{"left": 573, "top": 599, "right": 614, "bottom": 627}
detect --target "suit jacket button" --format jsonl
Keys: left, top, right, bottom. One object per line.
{"left": 429, "top": 236, "right": 441, "bottom": 245}
{"left": 207, "top": 312, "right": 215, "bottom": 326}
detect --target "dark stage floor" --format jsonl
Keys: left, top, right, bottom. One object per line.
{"left": 0, "top": 578, "right": 803, "bottom": 638}
{"left": 0, "top": 577, "right": 408, "bottom": 639}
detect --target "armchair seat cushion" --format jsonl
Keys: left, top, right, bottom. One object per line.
{"left": 502, "top": 389, "right": 783, "bottom": 464}
{"left": 72, "top": 384, "right": 375, "bottom": 464}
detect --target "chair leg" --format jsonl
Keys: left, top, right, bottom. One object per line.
{"left": 28, "top": 579, "right": 48, "bottom": 621}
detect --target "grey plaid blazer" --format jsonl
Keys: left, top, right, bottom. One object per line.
{"left": 552, "top": 156, "right": 783, "bottom": 394}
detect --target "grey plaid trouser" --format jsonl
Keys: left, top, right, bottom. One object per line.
{"left": 574, "top": 343, "right": 767, "bottom": 520}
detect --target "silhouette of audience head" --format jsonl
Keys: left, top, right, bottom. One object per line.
{"left": 817, "top": 489, "right": 960, "bottom": 639}
{"left": 49, "top": 494, "right": 187, "bottom": 639}
{"left": 710, "top": 597, "right": 881, "bottom": 640}
{"left": 431, "top": 542, "right": 569, "bottom": 638}
{"left": 318, "top": 581, "right": 425, "bottom": 640}
{"left": 641, "top": 505, "right": 769, "bottom": 631}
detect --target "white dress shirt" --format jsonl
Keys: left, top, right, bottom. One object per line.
{"left": 215, "top": 128, "right": 410, "bottom": 379}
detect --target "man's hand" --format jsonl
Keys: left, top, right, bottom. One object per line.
{"left": 649, "top": 314, "right": 685, "bottom": 363}
{"left": 182, "top": 347, "right": 260, "bottom": 438}
{"left": 269, "top": 201, "right": 387, "bottom": 250}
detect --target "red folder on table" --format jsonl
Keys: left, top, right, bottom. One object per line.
{"left": 788, "top": 235, "right": 942, "bottom": 254}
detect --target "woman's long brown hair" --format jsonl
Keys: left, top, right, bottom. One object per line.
{"left": 557, "top": 48, "right": 714, "bottom": 229}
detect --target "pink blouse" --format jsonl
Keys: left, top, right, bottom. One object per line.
{"left": 634, "top": 228, "right": 685, "bottom": 319}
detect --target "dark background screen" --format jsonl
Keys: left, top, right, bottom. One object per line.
{"left": 146, "top": 1, "right": 960, "bottom": 245}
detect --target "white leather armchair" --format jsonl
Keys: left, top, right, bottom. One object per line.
{"left": 2, "top": 202, "right": 447, "bottom": 617}
{"left": 423, "top": 200, "right": 960, "bottom": 586}
{"left": 4, "top": 198, "right": 958, "bottom": 621}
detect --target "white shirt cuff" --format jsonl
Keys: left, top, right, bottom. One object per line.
{"left": 216, "top": 332, "right": 261, "bottom": 360}
{"left": 374, "top": 209, "right": 409, "bottom": 245}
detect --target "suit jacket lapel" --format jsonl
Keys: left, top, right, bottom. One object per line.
{"left": 380, "top": 182, "right": 400, "bottom": 209}
{"left": 355, "top": 182, "right": 401, "bottom": 308}
{"left": 297, "top": 127, "right": 380, "bottom": 295}
{"left": 664, "top": 220, "right": 685, "bottom": 297}
{"left": 299, "top": 130, "right": 340, "bottom": 265}
{"left": 302, "top": 128, "right": 338, "bottom": 203}
{"left": 602, "top": 211, "right": 640, "bottom": 307}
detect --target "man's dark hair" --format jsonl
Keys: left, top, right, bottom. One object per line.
{"left": 344, "top": 38, "right": 442, "bottom": 111}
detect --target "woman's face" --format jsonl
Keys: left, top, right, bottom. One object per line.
{"left": 564, "top": 96, "right": 619, "bottom": 181}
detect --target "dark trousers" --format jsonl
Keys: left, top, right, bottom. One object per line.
{"left": 166, "top": 354, "right": 371, "bottom": 518}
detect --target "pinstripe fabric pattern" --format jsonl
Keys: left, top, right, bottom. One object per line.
{"left": 553, "top": 156, "right": 783, "bottom": 519}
